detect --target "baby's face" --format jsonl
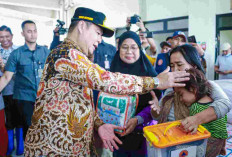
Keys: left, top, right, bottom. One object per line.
{"left": 176, "top": 87, "right": 196, "bottom": 106}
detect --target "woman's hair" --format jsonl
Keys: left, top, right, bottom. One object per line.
{"left": 184, "top": 68, "right": 211, "bottom": 101}
{"left": 170, "top": 44, "right": 205, "bottom": 74}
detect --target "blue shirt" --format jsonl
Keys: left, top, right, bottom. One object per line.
{"left": 5, "top": 43, "right": 50, "bottom": 102}
{"left": 0, "top": 45, "right": 18, "bottom": 95}
{"left": 93, "top": 40, "right": 116, "bottom": 70}
{"left": 50, "top": 34, "right": 62, "bottom": 50}
{"left": 155, "top": 53, "right": 169, "bottom": 74}
{"left": 93, "top": 40, "right": 116, "bottom": 105}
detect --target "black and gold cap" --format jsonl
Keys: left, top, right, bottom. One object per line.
{"left": 71, "top": 7, "right": 114, "bottom": 37}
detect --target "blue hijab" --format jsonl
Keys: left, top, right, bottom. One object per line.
{"left": 110, "top": 31, "right": 157, "bottom": 77}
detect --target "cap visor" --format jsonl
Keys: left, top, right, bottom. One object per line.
{"left": 98, "top": 25, "right": 114, "bottom": 37}
{"left": 173, "top": 35, "right": 186, "bottom": 42}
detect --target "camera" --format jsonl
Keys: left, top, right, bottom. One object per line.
{"left": 56, "top": 20, "right": 68, "bottom": 35}
{"left": 130, "top": 14, "right": 141, "bottom": 24}
{"left": 188, "top": 35, "right": 197, "bottom": 43}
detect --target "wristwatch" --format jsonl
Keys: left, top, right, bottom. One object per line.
{"left": 153, "top": 77, "right": 159, "bottom": 89}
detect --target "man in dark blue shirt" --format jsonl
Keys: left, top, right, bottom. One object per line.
{"left": 93, "top": 40, "right": 116, "bottom": 106}
{"left": 93, "top": 40, "right": 116, "bottom": 70}
{"left": 155, "top": 41, "right": 171, "bottom": 74}
{"left": 0, "top": 20, "right": 50, "bottom": 152}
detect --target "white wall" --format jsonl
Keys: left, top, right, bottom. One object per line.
{"left": 140, "top": 0, "right": 189, "bottom": 20}
{"left": 0, "top": 0, "right": 60, "bottom": 10}
{"left": 188, "top": 0, "right": 216, "bottom": 79}
{"left": 141, "top": 0, "right": 232, "bottom": 80}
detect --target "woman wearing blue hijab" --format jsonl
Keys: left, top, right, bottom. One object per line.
{"left": 111, "top": 31, "right": 161, "bottom": 157}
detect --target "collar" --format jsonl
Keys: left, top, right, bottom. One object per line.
{"left": 100, "top": 40, "right": 106, "bottom": 46}
{"left": 22, "top": 43, "right": 41, "bottom": 51}
{"left": 64, "top": 38, "right": 81, "bottom": 51}
{"left": 222, "top": 53, "right": 231, "bottom": 57}
{"left": 0, "top": 44, "right": 18, "bottom": 50}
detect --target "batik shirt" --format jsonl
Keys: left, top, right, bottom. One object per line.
{"left": 24, "top": 39, "right": 155, "bottom": 157}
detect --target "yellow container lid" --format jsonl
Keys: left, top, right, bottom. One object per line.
{"left": 143, "top": 120, "right": 211, "bottom": 148}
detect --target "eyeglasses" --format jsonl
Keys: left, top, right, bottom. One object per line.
{"left": 120, "top": 45, "right": 139, "bottom": 52}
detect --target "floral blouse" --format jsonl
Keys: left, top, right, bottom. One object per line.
{"left": 24, "top": 39, "right": 155, "bottom": 157}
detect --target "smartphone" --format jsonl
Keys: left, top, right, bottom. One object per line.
{"left": 188, "top": 35, "right": 197, "bottom": 43}
{"left": 140, "top": 31, "right": 153, "bottom": 38}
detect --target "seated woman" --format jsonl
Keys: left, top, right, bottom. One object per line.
{"left": 151, "top": 44, "right": 231, "bottom": 157}
{"left": 108, "top": 31, "right": 161, "bottom": 157}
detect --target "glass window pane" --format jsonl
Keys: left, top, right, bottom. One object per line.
{"left": 219, "top": 16, "right": 232, "bottom": 27}
{"left": 145, "top": 22, "right": 163, "bottom": 31}
{"left": 168, "top": 19, "right": 188, "bottom": 30}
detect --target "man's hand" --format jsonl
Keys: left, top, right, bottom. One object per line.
{"left": 189, "top": 43, "right": 204, "bottom": 56}
{"left": 181, "top": 116, "right": 200, "bottom": 134}
{"left": 156, "top": 66, "right": 190, "bottom": 90}
{"left": 136, "top": 19, "right": 146, "bottom": 32}
{"left": 122, "top": 118, "right": 138, "bottom": 136}
{"left": 216, "top": 70, "right": 226, "bottom": 75}
{"left": 54, "top": 26, "right": 60, "bottom": 36}
{"left": 98, "top": 124, "right": 123, "bottom": 152}
{"left": 126, "top": 17, "right": 131, "bottom": 27}
{"left": 223, "top": 70, "right": 232, "bottom": 74}
{"left": 149, "top": 91, "right": 160, "bottom": 115}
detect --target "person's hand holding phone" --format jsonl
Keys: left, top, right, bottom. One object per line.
{"left": 190, "top": 43, "right": 204, "bottom": 57}
{"left": 187, "top": 35, "right": 197, "bottom": 43}
{"left": 136, "top": 19, "right": 146, "bottom": 32}
{"left": 126, "top": 17, "right": 131, "bottom": 27}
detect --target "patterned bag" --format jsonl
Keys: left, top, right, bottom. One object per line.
{"left": 96, "top": 92, "right": 139, "bottom": 134}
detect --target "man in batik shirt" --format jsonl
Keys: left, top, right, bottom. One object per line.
{"left": 24, "top": 7, "right": 189, "bottom": 157}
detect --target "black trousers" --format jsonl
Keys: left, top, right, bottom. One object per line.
{"left": 3, "top": 95, "right": 20, "bottom": 130}
{"left": 16, "top": 99, "right": 35, "bottom": 139}
{"left": 4, "top": 98, "right": 35, "bottom": 139}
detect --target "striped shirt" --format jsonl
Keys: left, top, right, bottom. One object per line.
{"left": 190, "top": 102, "right": 228, "bottom": 139}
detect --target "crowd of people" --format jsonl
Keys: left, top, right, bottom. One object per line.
{"left": 0, "top": 6, "right": 231, "bottom": 157}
